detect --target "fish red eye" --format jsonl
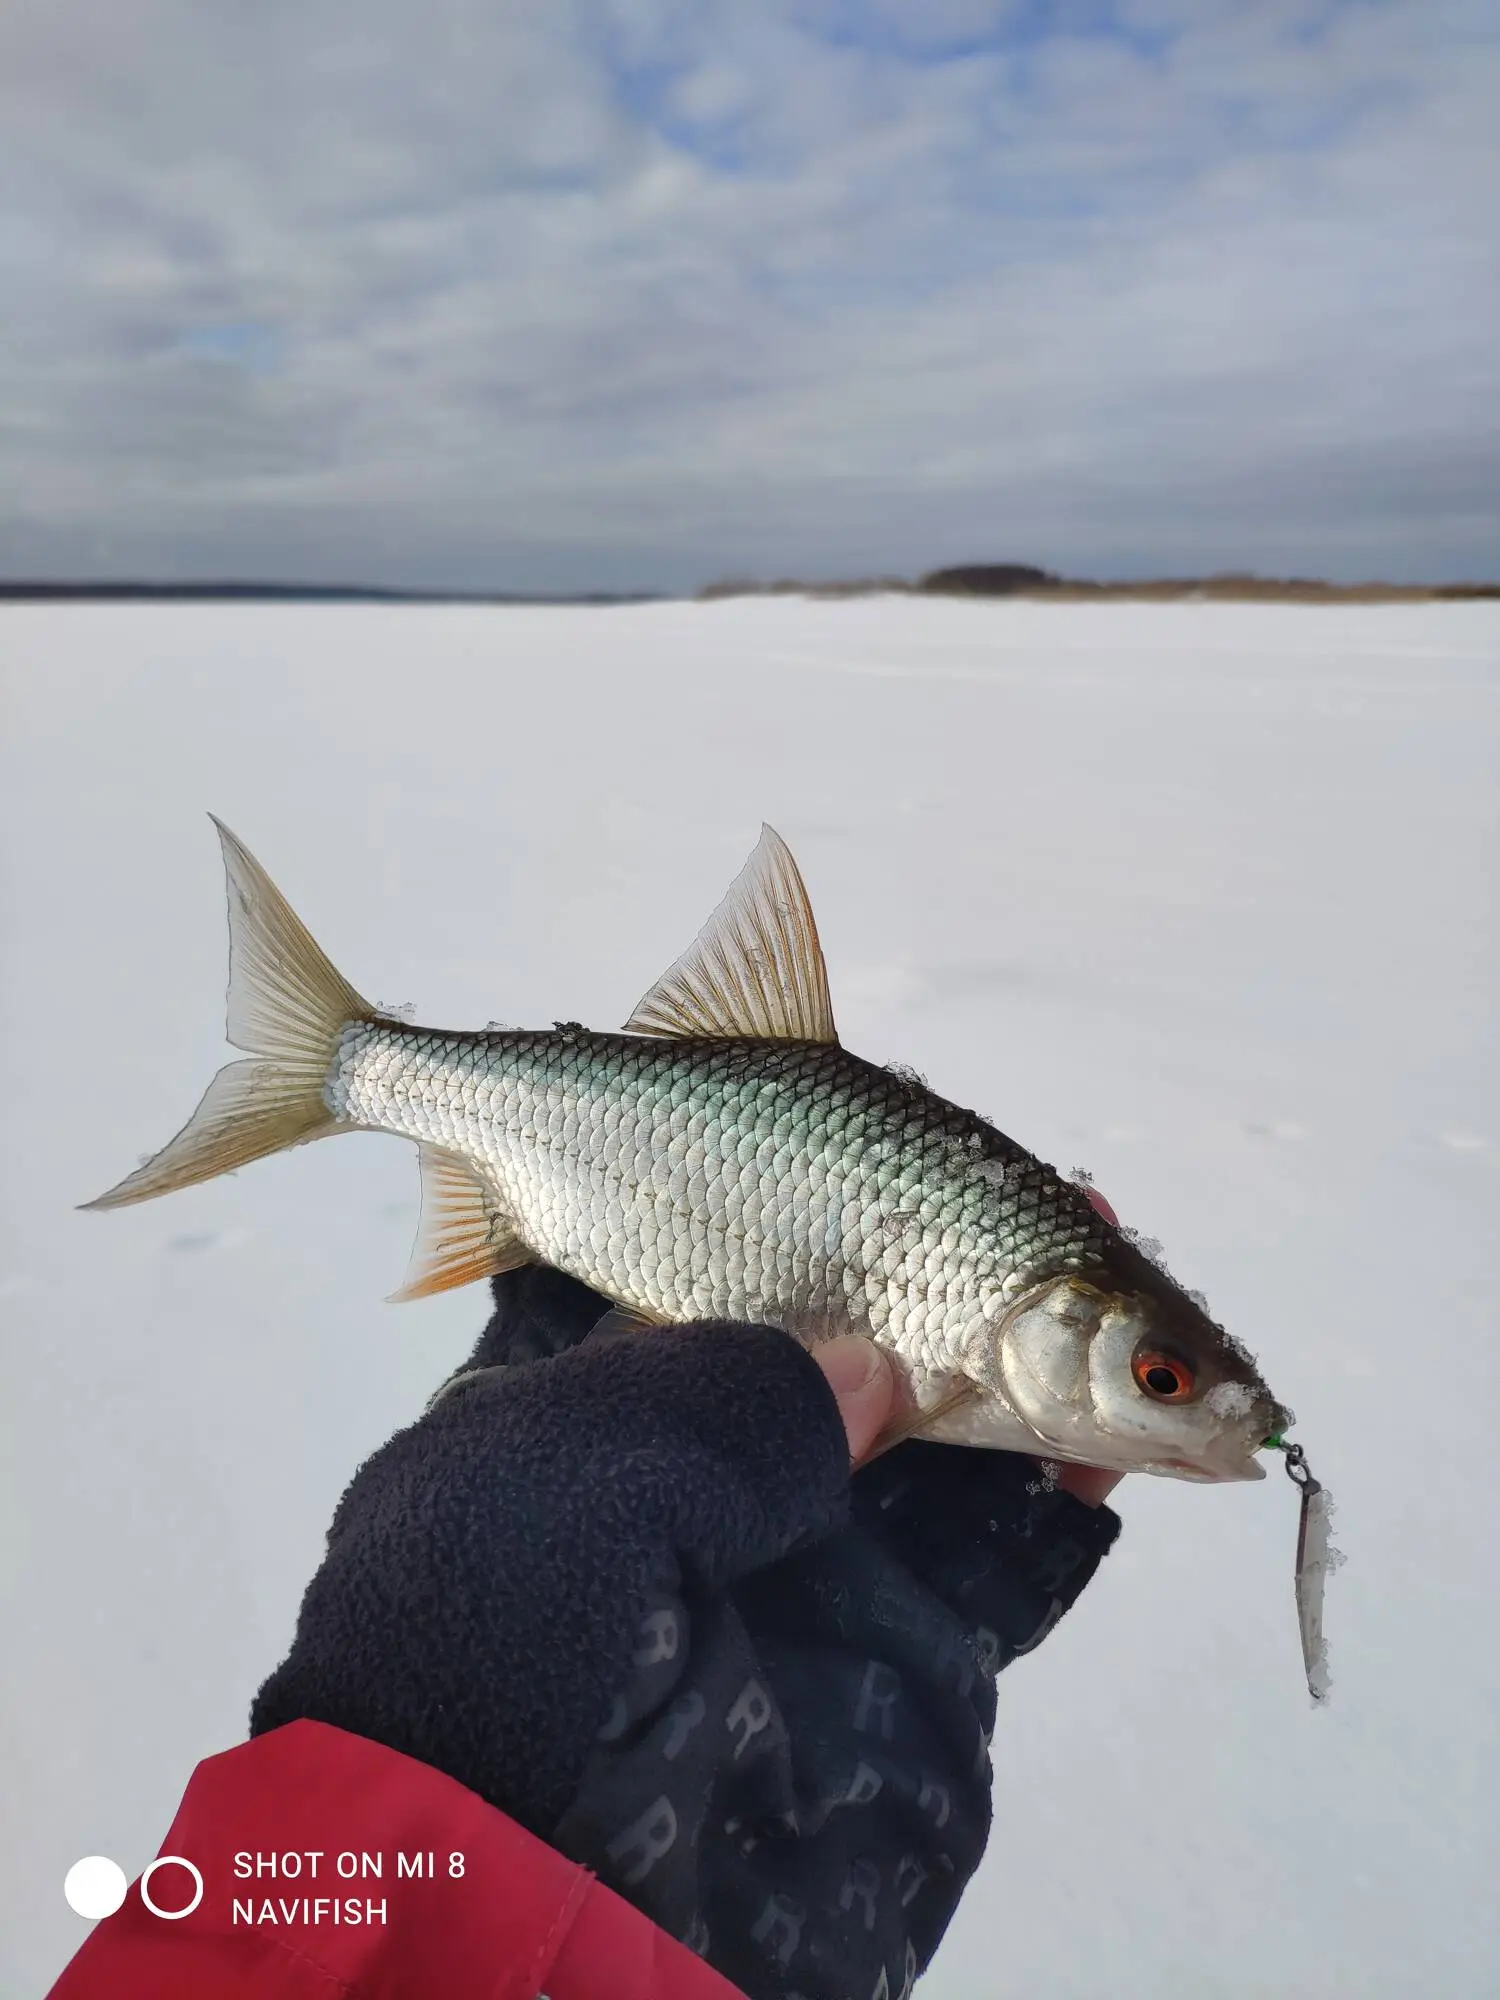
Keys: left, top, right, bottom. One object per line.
{"left": 1132, "top": 1349, "right": 1196, "bottom": 1401}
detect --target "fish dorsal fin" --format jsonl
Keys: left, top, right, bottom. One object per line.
{"left": 624, "top": 825, "right": 838, "bottom": 1043}
{"left": 388, "top": 1145, "right": 532, "bottom": 1302}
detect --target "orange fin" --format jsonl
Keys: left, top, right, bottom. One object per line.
{"left": 388, "top": 1145, "right": 531, "bottom": 1302}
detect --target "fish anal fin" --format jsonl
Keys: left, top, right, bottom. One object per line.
{"left": 624, "top": 824, "right": 838, "bottom": 1044}
{"left": 388, "top": 1146, "right": 531, "bottom": 1302}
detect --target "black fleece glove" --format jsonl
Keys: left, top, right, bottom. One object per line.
{"left": 252, "top": 1270, "right": 1121, "bottom": 2000}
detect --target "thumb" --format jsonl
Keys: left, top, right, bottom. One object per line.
{"left": 814, "top": 1337, "right": 897, "bottom": 1464}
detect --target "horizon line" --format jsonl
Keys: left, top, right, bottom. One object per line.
{"left": 2, "top": 570, "right": 1498, "bottom": 606}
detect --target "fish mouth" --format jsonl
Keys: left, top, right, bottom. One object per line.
{"left": 1156, "top": 1452, "right": 1267, "bottom": 1484}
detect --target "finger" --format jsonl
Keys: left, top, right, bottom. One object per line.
{"left": 815, "top": 1337, "right": 898, "bottom": 1464}
{"left": 1054, "top": 1463, "right": 1125, "bottom": 1507}
{"left": 1083, "top": 1186, "right": 1120, "bottom": 1226}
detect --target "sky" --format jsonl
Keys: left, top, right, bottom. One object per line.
{"left": 2, "top": 0, "right": 1497, "bottom": 591}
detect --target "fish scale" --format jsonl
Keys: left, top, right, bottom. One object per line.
{"left": 326, "top": 1020, "right": 1109, "bottom": 1390}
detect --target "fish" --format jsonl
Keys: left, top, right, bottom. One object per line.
{"left": 83, "top": 819, "right": 1292, "bottom": 1481}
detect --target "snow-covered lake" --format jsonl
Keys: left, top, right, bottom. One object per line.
{"left": 3, "top": 598, "right": 1496, "bottom": 1997}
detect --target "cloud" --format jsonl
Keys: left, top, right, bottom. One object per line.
{"left": 1, "top": 0, "right": 1496, "bottom": 586}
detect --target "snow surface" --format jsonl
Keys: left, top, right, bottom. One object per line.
{"left": 2, "top": 598, "right": 1496, "bottom": 1997}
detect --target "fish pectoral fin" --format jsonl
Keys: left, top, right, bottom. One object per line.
{"left": 623, "top": 824, "right": 839, "bottom": 1044}
{"left": 854, "top": 1376, "right": 983, "bottom": 1469}
{"left": 589, "top": 1302, "right": 668, "bottom": 1338}
{"left": 387, "top": 1145, "right": 532, "bottom": 1302}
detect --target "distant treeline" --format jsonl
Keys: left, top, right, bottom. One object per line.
{"left": 699, "top": 563, "right": 1500, "bottom": 603}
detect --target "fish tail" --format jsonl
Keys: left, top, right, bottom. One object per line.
{"left": 80, "top": 818, "right": 373, "bottom": 1210}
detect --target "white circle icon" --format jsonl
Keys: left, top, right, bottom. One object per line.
{"left": 140, "top": 1855, "right": 204, "bottom": 1919}
{"left": 64, "top": 1856, "right": 127, "bottom": 1920}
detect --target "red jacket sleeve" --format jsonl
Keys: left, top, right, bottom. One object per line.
{"left": 48, "top": 1720, "right": 745, "bottom": 2000}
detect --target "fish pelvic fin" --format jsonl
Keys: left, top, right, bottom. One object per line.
{"left": 854, "top": 1376, "right": 982, "bottom": 1469}
{"left": 388, "top": 1145, "right": 532, "bottom": 1301}
{"left": 624, "top": 823, "right": 838, "bottom": 1044}
{"left": 81, "top": 818, "right": 373, "bottom": 1210}
{"left": 589, "top": 1302, "right": 667, "bottom": 1338}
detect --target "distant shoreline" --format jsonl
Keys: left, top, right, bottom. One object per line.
{"left": 0, "top": 581, "right": 665, "bottom": 605}
{"left": 1, "top": 570, "right": 1495, "bottom": 605}
{"left": 699, "top": 565, "right": 1500, "bottom": 603}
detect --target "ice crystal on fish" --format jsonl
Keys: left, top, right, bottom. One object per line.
{"left": 1120, "top": 1224, "right": 1170, "bottom": 1271}
{"left": 884, "top": 1061, "right": 928, "bottom": 1089}
{"left": 1205, "top": 1382, "right": 1259, "bottom": 1419}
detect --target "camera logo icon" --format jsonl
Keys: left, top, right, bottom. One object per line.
{"left": 65, "top": 1855, "right": 203, "bottom": 1921}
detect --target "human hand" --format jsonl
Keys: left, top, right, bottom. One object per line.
{"left": 251, "top": 1271, "right": 1121, "bottom": 2000}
